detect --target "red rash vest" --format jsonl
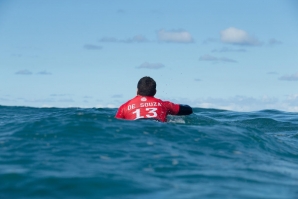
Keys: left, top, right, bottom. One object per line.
{"left": 115, "top": 96, "right": 180, "bottom": 122}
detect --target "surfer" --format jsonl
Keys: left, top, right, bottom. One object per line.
{"left": 115, "top": 76, "right": 192, "bottom": 122}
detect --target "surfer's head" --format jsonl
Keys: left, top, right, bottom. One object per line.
{"left": 137, "top": 76, "right": 156, "bottom": 96}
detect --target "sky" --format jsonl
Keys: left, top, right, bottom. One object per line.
{"left": 0, "top": 0, "right": 298, "bottom": 111}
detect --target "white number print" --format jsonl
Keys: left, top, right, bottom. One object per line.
{"left": 132, "top": 109, "right": 144, "bottom": 119}
{"left": 145, "top": 108, "right": 157, "bottom": 118}
{"left": 132, "top": 108, "right": 157, "bottom": 119}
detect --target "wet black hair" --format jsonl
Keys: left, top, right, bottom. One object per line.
{"left": 137, "top": 76, "right": 156, "bottom": 96}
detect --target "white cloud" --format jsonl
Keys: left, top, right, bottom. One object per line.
{"left": 107, "top": 104, "right": 117, "bottom": 108}
{"left": 286, "top": 94, "right": 298, "bottom": 108}
{"left": 199, "top": 54, "right": 237, "bottom": 63}
{"left": 220, "top": 27, "right": 261, "bottom": 46}
{"left": 283, "top": 94, "right": 298, "bottom": 111}
{"left": 157, "top": 29, "right": 194, "bottom": 43}
{"left": 15, "top": 70, "right": 32, "bottom": 75}
{"left": 279, "top": 73, "right": 298, "bottom": 81}
{"left": 286, "top": 94, "right": 298, "bottom": 101}
{"left": 137, "top": 62, "right": 165, "bottom": 69}
{"left": 128, "top": 35, "right": 148, "bottom": 43}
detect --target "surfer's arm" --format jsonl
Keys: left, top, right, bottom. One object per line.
{"left": 177, "top": 104, "right": 193, "bottom": 115}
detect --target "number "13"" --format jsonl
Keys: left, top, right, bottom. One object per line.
{"left": 132, "top": 108, "right": 157, "bottom": 119}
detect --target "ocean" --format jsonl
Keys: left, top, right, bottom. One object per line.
{"left": 0, "top": 105, "right": 298, "bottom": 199}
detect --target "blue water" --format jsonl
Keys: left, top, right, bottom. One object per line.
{"left": 0, "top": 105, "right": 298, "bottom": 199}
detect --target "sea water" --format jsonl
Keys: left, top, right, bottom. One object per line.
{"left": 0, "top": 105, "right": 298, "bottom": 199}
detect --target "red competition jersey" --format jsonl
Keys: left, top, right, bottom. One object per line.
{"left": 115, "top": 96, "right": 180, "bottom": 122}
